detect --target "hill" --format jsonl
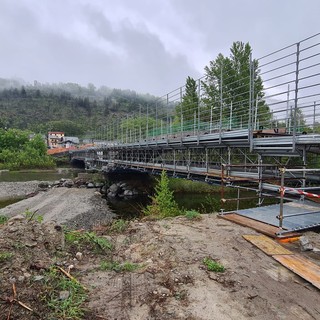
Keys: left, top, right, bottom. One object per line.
{"left": 0, "top": 78, "right": 159, "bottom": 136}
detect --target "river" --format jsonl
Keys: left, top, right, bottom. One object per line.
{"left": 0, "top": 169, "right": 278, "bottom": 217}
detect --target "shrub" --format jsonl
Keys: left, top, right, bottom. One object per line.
{"left": 143, "top": 170, "right": 181, "bottom": 218}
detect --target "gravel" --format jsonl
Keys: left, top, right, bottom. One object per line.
{"left": 0, "top": 182, "right": 116, "bottom": 229}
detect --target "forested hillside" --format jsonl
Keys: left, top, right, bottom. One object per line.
{"left": 0, "top": 79, "right": 158, "bottom": 136}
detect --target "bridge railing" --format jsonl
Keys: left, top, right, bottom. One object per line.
{"left": 91, "top": 34, "right": 320, "bottom": 147}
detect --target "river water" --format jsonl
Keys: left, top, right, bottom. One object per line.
{"left": 0, "top": 169, "right": 278, "bottom": 217}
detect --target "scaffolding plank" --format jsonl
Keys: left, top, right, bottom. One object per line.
{"left": 243, "top": 235, "right": 293, "bottom": 255}
{"left": 273, "top": 254, "right": 320, "bottom": 290}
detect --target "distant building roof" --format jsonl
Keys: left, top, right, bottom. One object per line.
{"left": 58, "top": 136, "right": 80, "bottom": 144}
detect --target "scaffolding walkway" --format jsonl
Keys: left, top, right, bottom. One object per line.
{"left": 221, "top": 201, "right": 320, "bottom": 237}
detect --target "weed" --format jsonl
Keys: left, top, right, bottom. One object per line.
{"left": 65, "top": 230, "right": 113, "bottom": 253}
{"left": 43, "top": 267, "right": 87, "bottom": 319}
{"left": 24, "top": 209, "right": 43, "bottom": 223}
{"left": 174, "top": 290, "right": 188, "bottom": 301}
{"left": 110, "top": 219, "right": 129, "bottom": 233}
{"left": 184, "top": 210, "right": 201, "bottom": 220}
{"left": 0, "top": 252, "right": 13, "bottom": 262}
{"left": 100, "top": 260, "right": 140, "bottom": 272}
{"left": 203, "top": 257, "right": 225, "bottom": 272}
{"left": 0, "top": 215, "right": 8, "bottom": 225}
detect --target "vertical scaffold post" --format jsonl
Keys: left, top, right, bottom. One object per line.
{"left": 221, "top": 164, "right": 225, "bottom": 212}
{"left": 293, "top": 42, "right": 300, "bottom": 152}
{"left": 219, "top": 64, "right": 223, "bottom": 144}
{"left": 248, "top": 53, "right": 254, "bottom": 152}
{"left": 198, "top": 79, "right": 201, "bottom": 141}
{"left": 279, "top": 168, "right": 285, "bottom": 228}
{"left": 258, "top": 154, "right": 263, "bottom": 206}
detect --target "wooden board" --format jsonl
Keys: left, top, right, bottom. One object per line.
{"left": 273, "top": 254, "right": 320, "bottom": 290}
{"left": 220, "top": 213, "right": 282, "bottom": 238}
{"left": 220, "top": 213, "right": 300, "bottom": 239}
{"left": 243, "top": 234, "right": 292, "bottom": 255}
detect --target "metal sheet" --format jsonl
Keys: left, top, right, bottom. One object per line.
{"left": 235, "top": 202, "right": 320, "bottom": 232}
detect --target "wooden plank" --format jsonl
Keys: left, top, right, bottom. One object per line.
{"left": 220, "top": 213, "right": 281, "bottom": 238}
{"left": 243, "top": 234, "right": 292, "bottom": 256}
{"left": 220, "top": 213, "right": 300, "bottom": 239}
{"left": 273, "top": 254, "right": 320, "bottom": 290}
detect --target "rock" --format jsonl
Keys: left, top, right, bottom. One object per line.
{"left": 34, "top": 275, "right": 44, "bottom": 281}
{"left": 109, "top": 183, "right": 120, "bottom": 193}
{"left": 75, "top": 252, "right": 83, "bottom": 261}
{"left": 95, "top": 182, "right": 104, "bottom": 188}
{"left": 62, "top": 179, "right": 74, "bottom": 188}
{"left": 100, "top": 185, "right": 107, "bottom": 194}
{"left": 123, "top": 190, "right": 134, "bottom": 196}
{"left": 38, "top": 181, "right": 49, "bottom": 189}
{"left": 42, "top": 221, "right": 65, "bottom": 250}
{"left": 8, "top": 214, "right": 25, "bottom": 222}
{"left": 8, "top": 226, "right": 19, "bottom": 233}
{"left": 25, "top": 240, "right": 38, "bottom": 247}
{"left": 87, "top": 183, "right": 95, "bottom": 188}
{"left": 313, "top": 247, "right": 320, "bottom": 253}
{"left": 299, "top": 236, "right": 313, "bottom": 251}
{"left": 59, "top": 290, "right": 70, "bottom": 300}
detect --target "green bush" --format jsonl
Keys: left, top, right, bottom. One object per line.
{"left": 143, "top": 170, "right": 181, "bottom": 218}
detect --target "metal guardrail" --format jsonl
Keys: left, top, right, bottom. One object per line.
{"left": 90, "top": 34, "right": 320, "bottom": 150}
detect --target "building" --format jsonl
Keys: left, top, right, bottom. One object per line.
{"left": 47, "top": 131, "right": 64, "bottom": 149}
{"left": 58, "top": 136, "right": 80, "bottom": 149}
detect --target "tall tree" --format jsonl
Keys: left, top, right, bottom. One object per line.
{"left": 202, "top": 42, "right": 270, "bottom": 129}
{"left": 175, "top": 76, "right": 199, "bottom": 123}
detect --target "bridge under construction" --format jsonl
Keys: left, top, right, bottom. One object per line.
{"left": 70, "top": 33, "right": 320, "bottom": 235}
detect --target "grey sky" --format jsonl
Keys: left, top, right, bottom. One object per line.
{"left": 0, "top": 0, "right": 319, "bottom": 96}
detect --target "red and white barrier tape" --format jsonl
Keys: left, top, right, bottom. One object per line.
{"left": 282, "top": 187, "right": 320, "bottom": 198}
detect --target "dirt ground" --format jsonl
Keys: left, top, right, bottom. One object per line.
{"left": 1, "top": 208, "right": 319, "bottom": 319}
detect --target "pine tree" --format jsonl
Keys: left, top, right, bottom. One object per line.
{"left": 144, "top": 170, "right": 180, "bottom": 218}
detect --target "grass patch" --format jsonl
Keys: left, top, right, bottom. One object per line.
{"left": 43, "top": 267, "right": 87, "bottom": 320}
{"left": 65, "top": 230, "right": 113, "bottom": 253}
{"left": 0, "top": 252, "right": 13, "bottom": 262}
{"left": 203, "top": 257, "right": 225, "bottom": 272}
{"left": 0, "top": 215, "right": 8, "bottom": 225}
{"left": 100, "top": 260, "right": 140, "bottom": 272}
{"left": 184, "top": 210, "right": 201, "bottom": 220}
{"left": 110, "top": 219, "right": 129, "bottom": 233}
{"left": 169, "top": 178, "right": 218, "bottom": 193}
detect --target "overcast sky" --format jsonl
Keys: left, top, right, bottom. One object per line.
{"left": 0, "top": 0, "right": 319, "bottom": 96}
